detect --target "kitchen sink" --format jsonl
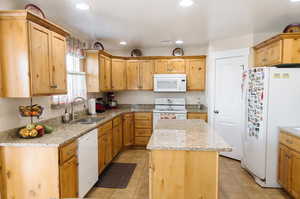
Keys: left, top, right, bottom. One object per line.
{"left": 74, "top": 117, "right": 104, "bottom": 124}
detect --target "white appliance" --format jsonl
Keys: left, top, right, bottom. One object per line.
{"left": 243, "top": 67, "right": 300, "bottom": 188}
{"left": 78, "top": 129, "right": 98, "bottom": 197}
{"left": 154, "top": 74, "right": 187, "bottom": 92}
{"left": 153, "top": 98, "right": 187, "bottom": 128}
{"left": 88, "top": 98, "right": 96, "bottom": 115}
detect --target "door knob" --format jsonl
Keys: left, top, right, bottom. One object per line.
{"left": 214, "top": 110, "right": 220, "bottom": 114}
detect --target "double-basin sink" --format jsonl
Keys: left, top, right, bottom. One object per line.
{"left": 72, "top": 117, "right": 104, "bottom": 124}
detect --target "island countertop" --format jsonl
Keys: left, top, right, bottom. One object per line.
{"left": 147, "top": 119, "right": 232, "bottom": 152}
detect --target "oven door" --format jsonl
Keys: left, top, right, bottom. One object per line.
{"left": 154, "top": 76, "right": 186, "bottom": 92}
{"left": 153, "top": 112, "right": 187, "bottom": 128}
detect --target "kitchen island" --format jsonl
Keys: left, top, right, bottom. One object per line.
{"left": 147, "top": 119, "right": 232, "bottom": 199}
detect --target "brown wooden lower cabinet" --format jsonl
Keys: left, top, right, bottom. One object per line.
{"left": 123, "top": 113, "right": 134, "bottom": 147}
{"left": 187, "top": 112, "right": 208, "bottom": 122}
{"left": 149, "top": 150, "right": 219, "bottom": 199}
{"left": 0, "top": 146, "right": 65, "bottom": 199}
{"left": 113, "top": 116, "right": 123, "bottom": 157}
{"left": 98, "top": 121, "right": 113, "bottom": 174}
{"left": 59, "top": 156, "right": 78, "bottom": 198}
{"left": 98, "top": 134, "right": 107, "bottom": 174}
{"left": 278, "top": 131, "right": 300, "bottom": 198}
{"left": 134, "top": 112, "right": 153, "bottom": 146}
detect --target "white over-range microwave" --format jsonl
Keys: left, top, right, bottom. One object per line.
{"left": 154, "top": 74, "right": 187, "bottom": 92}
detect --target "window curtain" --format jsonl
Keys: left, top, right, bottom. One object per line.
{"left": 52, "top": 37, "right": 87, "bottom": 105}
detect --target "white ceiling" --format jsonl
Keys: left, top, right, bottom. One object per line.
{"left": 12, "top": 0, "right": 300, "bottom": 50}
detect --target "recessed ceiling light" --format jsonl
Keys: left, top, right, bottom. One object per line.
{"left": 176, "top": 40, "right": 184, "bottom": 44}
{"left": 179, "top": 0, "right": 194, "bottom": 7}
{"left": 291, "top": 0, "right": 300, "bottom": 2}
{"left": 120, "top": 41, "right": 127, "bottom": 45}
{"left": 76, "top": 3, "right": 90, "bottom": 10}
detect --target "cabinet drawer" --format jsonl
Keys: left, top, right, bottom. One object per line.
{"left": 135, "top": 129, "right": 152, "bottom": 137}
{"left": 123, "top": 113, "right": 133, "bottom": 119}
{"left": 135, "top": 120, "right": 152, "bottom": 129}
{"left": 135, "top": 112, "right": 152, "bottom": 120}
{"left": 60, "top": 141, "right": 77, "bottom": 164}
{"left": 99, "top": 121, "right": 113, "bottom": 137}
{"left": 113, "top": 116, "right": 121, "bottom": 127}
{"left": 135, "top": 136, "right": 151, "bottom": 146}
{"left": 187, "top": 113, "right": 208, "bottom": 121}
{"left": 280, "top": 132, "right": 300, "bottom": 153}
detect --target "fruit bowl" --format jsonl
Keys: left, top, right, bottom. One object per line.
{"left": 19, "top": 104, "right": 44, "bottom": 117}
{"left": 18, "top": 124, "right": 53, "bottom": 139}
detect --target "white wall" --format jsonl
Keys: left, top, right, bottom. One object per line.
{"left": 109, "top": 45, "right": 208, "bottom": 57}
{"left": 115, "top": 91, "right": 206, "bottom": 105}
{"left": 0, "top": 0, "right": 17, "bottom": 9}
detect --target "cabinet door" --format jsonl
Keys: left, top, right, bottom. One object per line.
{"left": 60, "top": 156, "right": 78, "bottom": 198}
{"left": 255, "top": 47, "right": 268, "bottom": 67}
{"left": 154, "top": 60, "right": 169, "bottom": 74}
{"left": 29, "top": 22, "right": 52, "bottom": 95}
{"left": 112, "top": 125, "right": 119, "bottom": 157}
{"left": 86, "top": 52, "right": 100, "bottom": 92}
{"left": 50, "top": 32, "right": 67, "bottom": 94}
{"left": 291, "top": 151, "right": 300, "bottom": 198}
{"left": 140, "top": 60, "right": 154, "bottom": 90}
{"left": 126, "top": 61, "right": 140, "bottom": 90}
{"left": 106, "top": 130, "right": 113, "bottom": 164}
{"left": 267, "top": 40, "right": 282, "bottom": 66}
{"left": 98, "top": 135, "right": 106, "bottom": 174}
{"left": 278, "top": 144, "right": 292, "bottom": 191}
{"left": 100, "top": 55, "right": 111, "bottom": 91}
{"left": 168, "top": 59, "right": 186, "bottom": 73}
{"left": 186, "top": 59, "right": 206, "bottom": 91}
{"left": 123, "top": 114, "right": 134, "bottom": 146}
{"left": 118, "top": 124, "right": 123, "bottom": 151}
{"left": 111, "top": 59, "right": 126, "bottom": 91}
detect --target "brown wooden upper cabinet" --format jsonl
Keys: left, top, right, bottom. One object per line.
{"left": 154, "top": 59, "right": 186, "bottom": 74}
{"left": 253, "top": 33, "right": 300, "bottom": 67}
{"left": 0, "top": 10, "right": 69, "bottom": 97}
{"left": 86, "top": 51, "right": 100, "bottom": 93}
{"left": 126, "top": 60, "right": 154, "bottom": 90}
{"left": 99, "top": 54, "right": 112, "bottom": 91}
{"left": 111, "top": 59, "right": 127, "bottom": 91}
{"left": 186, "top": 58, "right": 206, "bottom": 91}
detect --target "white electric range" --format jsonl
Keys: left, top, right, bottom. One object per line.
{"left": 153, "top": 98, "right": 187, "bottom": 128}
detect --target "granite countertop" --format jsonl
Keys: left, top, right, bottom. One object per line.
{"left": 280, "top": 127, "right": 300, "bottom": 138}
{"left": 0, "top": 105, "right": 208, "bottom": 148}
{"left": 147, "top": 120, "right": 232, "bottom": 152}
{"left": 0, "top": 108, "right": 152, "bottom": 148}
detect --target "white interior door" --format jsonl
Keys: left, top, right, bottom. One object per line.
{"left": 214, "top": 54, "right": 247, "bottom": 160}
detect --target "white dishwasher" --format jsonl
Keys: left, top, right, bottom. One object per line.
{"left": 78, "top": 129, "right": 98, "bottom": 198}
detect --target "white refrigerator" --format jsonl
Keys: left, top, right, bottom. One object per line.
{"left": 243, "top": 67, "right": 300, "bottom": 188}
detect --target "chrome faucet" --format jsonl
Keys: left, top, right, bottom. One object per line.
{"left": 71, "top": 97, "right": 87, "bottom": 121}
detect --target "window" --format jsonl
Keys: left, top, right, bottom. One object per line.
{"left": 52, "top": 53, "right": 87, "bottom": 105}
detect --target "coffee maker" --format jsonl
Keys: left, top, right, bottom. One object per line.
{"left": 96, "top": 98, "right": 106, "bottom": 113}
{"left": 106, "top": 92, "right": 118, "bottom": 109}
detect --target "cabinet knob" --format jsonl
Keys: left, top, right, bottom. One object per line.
{"left": 50, "top": 85, "right": 58, "bottom": 89}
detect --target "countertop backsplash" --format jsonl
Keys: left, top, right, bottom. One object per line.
{"left": 0, "top": 96, "right": 86, "bottom": 133}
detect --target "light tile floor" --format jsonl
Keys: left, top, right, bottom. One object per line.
{"left": 87, "top": 150, "right": 290, "bottom": 199}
